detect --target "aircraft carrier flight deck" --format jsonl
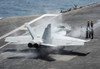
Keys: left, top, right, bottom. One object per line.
{"left": 0, "top": 3, "right": 100, "bottom": 69}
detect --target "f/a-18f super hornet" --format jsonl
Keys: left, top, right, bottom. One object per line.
{"left": 5, "top": 23, "right": 88, "bottom": 50}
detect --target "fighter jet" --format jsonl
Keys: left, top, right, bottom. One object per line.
{"left": 5, "top": 23, "right": 88, "bottom": 50}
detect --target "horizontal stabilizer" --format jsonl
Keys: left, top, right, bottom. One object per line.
{"left": 5, "top": 36, "right": 32, "bottom": 44}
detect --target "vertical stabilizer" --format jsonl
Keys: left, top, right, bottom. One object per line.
{"left": 42, "top": 24, "right": 51, "bottom": 43}
{"left": 25, "top": 23, "right": 35, "bottom": 40}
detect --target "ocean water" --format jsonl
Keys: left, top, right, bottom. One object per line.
{"left": 0, "top": 0, "right": 100, "bottom": 17}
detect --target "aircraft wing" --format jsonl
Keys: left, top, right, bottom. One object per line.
{"left": 41, "top": 23, "right": 89, "bottom": 47}
{"left": 5, "top": 36, "right": 32, "bottom": 44}
{"left": 41, "top": 35, "right": 89, "bottom": 47}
